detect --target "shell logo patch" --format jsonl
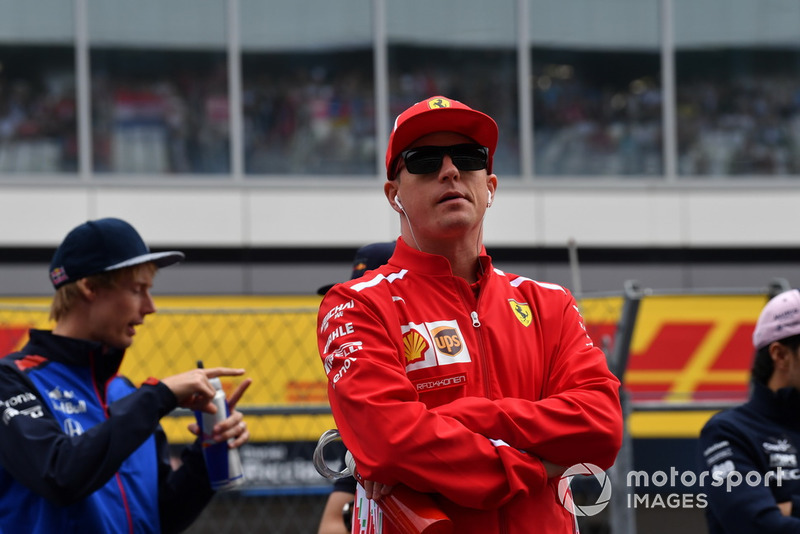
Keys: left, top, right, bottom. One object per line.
{"left": 509, "top": 299, "right": 532, "bottom": 327}
{"left": 403, "top": 331, "right": 429, "bottom": 365}
{"left": 427, "top": 97, "right": 451, "bottom": 110}
{"left": 402, "top": 320, "right": 471, "bottom": 372}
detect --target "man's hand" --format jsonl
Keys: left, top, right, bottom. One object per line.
{"left": 161, "top": 367, "right": 245, "bottom": 412}
{"left": 778, "top": 501, "right": 792, "bottom": 516}
{"left": 487, "top": 437, "right": 566, "bottom": 479}
{"left": 183, "top": 373, "right": 252, "bottom": 449}
{"left": 363, "top": 479, "right": 394, "bottom": 501}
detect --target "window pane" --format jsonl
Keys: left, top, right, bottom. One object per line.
{"left": 88, "top": 0, "right": 229, "bottom": 175}
{"left": 675, "top": 0, "right": 800, "bottom": 177}
{"left": 240, "top": 0, "right": 375, "bottom": 176}
{"left": 0, "top": 1, "right": 76, "bottom": 174}
{"left": 530, "top": 0, "right": 662, "bottom": 177}
{"left": 387, "top": 0, "right": 520, "bottom": 177}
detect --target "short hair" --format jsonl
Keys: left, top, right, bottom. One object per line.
{"left": 49, "top": 263, "right": 157, "bottom": 322}
{"left": 751, "top": 333, "right": 800, "bottom": 385}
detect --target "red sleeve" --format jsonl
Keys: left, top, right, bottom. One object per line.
{"left": 318, "top": 287, "right": 548, "bottom": 510}
{"left": 432, "top": 292, "right": 623, "bottom": 469}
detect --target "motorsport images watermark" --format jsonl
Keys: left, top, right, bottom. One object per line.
{"left": 557, "top": 463, "right": 612, "bottom": 516}
{"left": 557, "top": 463, "right": 785, "bottom": 516}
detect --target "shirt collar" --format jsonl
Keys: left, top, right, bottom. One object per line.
{"left": 391, "top": 236, "right": 492, "bottom": 279}
{"left": 25, "top": 329, "right": 126, "bottom": 384}
{"left": 748, "top": 380, "right": 800, "bottom": 427}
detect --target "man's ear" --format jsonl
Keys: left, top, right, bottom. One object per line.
{"left": 384, "top": 181, "right": 401, "bottom": 212}
{"left": 769, "top": 342, "right": 792, "bottom": 371}
{"left": 487, "top": 174, "right": 497, "bottom": 197}
{"left": 75, "top": 279, "right": 97, "bottom": 302}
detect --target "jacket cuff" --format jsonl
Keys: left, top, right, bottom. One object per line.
{"left": 141, "top": 379, "right": 179, "bottom": 416}
{"left": 791, "top": 496, "right": 800, "bottom": 519}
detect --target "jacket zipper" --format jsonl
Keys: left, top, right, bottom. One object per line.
{"left": 456, "top": 280, "right": 491, "bottom": 398}
{"left": 464, "top": 284, "right": 512, "bottom": 534}
{"left": 470, "top": 311, "right": 481, "bottom": 327}
{"left": 90, "top": 352, "right": 135, "bottom": 534}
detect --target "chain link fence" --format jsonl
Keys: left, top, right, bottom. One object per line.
{"left": 0, "top": 292, "right": 633, "bottom": 533}
{"left": 1, "top": 282, "right": 783, "bottom": 533}
{"left": 0, "top": 296, "right": 335, "bottom": 533}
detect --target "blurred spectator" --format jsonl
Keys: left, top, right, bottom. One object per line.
{"left": 0, "top": 46, "right": 76, "bottom": 173}
{"left": 2, "top": 43, "right": 799, "bottom": 178}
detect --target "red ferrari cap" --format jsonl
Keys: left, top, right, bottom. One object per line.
{"left": 385, "top": 96, "right": 498, "bottom": 180}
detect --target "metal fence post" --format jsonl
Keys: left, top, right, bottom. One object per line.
{"left": 608, "top": 280, "right": 644, "bottom": 534}
{"left": 768, "top": 277, "right": 791, "bottom": 298}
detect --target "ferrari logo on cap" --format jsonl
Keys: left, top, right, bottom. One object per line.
{"left": 427, "top": 97, "right": 451, "bottom": 110}
{"left": 509, "top": 299, "right": 532, "bottom": 327}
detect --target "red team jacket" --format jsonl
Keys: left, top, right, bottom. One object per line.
{"left": 317, "top": 238, "right": 622, "bottom": 534}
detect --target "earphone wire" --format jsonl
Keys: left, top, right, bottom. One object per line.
{"left": 476, "top": 210, "right": 487, "bottom": 276}
{"left": 400, "top": 206, "right": 423, "bottom": 252}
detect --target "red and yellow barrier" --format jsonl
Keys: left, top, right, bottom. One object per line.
{"left": 0, "top": 292, "right": 770, "bottom": 440}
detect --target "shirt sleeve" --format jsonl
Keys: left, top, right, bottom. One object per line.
{"left": 698, "top": 415, "right": 800, "bottom": 533}
{"left": 430, "top": 290, "right": 623, "bottom": 470}
{"left": 318, "top": 287, "right": 548, "bottom": 510}
{"left": 0, "top": 363, "right": 177, "bottom": 506}
{"left": 157, "top": 437, "right": 215, "bottom": 534}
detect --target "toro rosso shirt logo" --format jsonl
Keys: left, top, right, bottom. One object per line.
{"left": 402, "top": 320, "right": 471, "bottom": 372}
{"left": 48, "top": 386, "right": 88, "bottom": 415}
{"left": 1, "top": 392, "right": 44, "bottom": 424}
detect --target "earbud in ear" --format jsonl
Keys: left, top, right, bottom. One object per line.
{"left": 487, "top": 190, "right": 492, "bottom": 206}
{"left": 394, "top": 195, "right": 403, "bottom": 210}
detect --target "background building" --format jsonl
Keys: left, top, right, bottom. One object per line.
{"left": 1, "top": 2, "right": 798, "bottom": 532}
{"left": 0, "top": 0, "right": 799, "bottom": 295}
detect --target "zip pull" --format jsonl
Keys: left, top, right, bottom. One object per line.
{"left": 470, "top": 311, "right": 481, "bottom": 327}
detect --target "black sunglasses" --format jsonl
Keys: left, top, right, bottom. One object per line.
{"left": 397, "top": 144, "right": 489, "bottom": 176}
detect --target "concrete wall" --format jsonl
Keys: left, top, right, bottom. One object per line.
{"left": 1, "top": 182, "right": 797, "bottom": 249}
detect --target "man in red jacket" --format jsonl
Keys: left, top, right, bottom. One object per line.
{"left": 317, "top": 96, "right": 623, "bottom": 533}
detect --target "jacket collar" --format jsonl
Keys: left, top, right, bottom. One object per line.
{"left": 25, "top": 329, "right": 125, "bottom": 385}
{"left": 390, "top": 237, "right": 493, "bottom": 280}
{"left": 748, "top": 380, "right": 800, "bottom": 428}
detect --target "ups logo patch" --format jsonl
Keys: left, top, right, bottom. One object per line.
{"left": 431, "top": 326, "right": 463, "bottom": 357}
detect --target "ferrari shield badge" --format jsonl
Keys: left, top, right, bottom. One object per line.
{"left": 509, "top": 299, "right": 532, "bottom": 327}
